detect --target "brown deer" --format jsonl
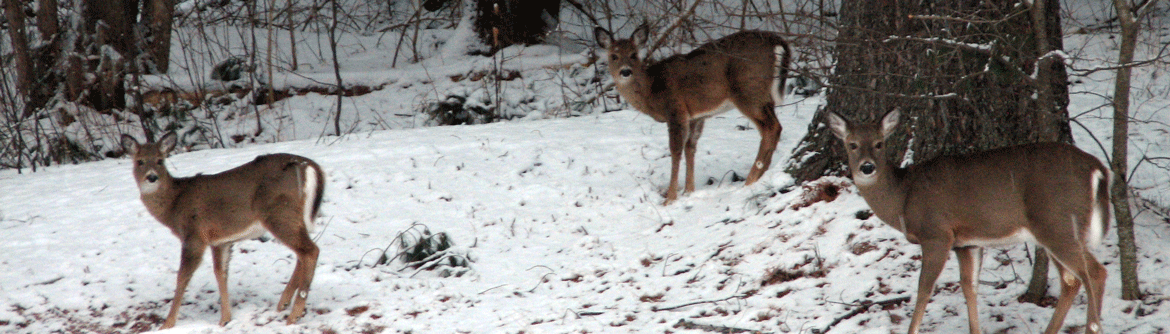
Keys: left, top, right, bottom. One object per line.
{"left": 827, "top": 108, "right": 1109, "bottom": 334}
{"left": 594, "top": 25, "right": 791, "bottom": 205}
{"left": 120, "top": 132, "right": 325, "bottom": 329}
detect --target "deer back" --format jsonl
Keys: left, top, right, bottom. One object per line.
{"left": 829, "top": 109, "right": 1110, "bottom": 247}
{"left": 123, "top": 133, "right": 323, "bottom": 244}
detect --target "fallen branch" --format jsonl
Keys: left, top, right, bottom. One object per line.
{"left": 673, "top": 319, "right": 768, "bottom": 334}
{"left": 817, "top": 296, "right": 911, "bottom": 334}
{"left": 651, "top": 293, "right": 747, "bottom": 312}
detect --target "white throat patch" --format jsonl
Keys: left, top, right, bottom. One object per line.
{"left": 139, "top": 180, "right": 160, "bottom": 194}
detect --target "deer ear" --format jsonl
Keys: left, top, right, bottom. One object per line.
{"left": 631, "top": 24, "right": 650, "bottom": 46}
{"left": 880, "top": 108, "right": 901, "bottom": 139}
{"left": 594, "top": 27, "right": 613, "bottom": 49}
{"left": 827, "top": 112, "right": 849, "bottom": 140}
{"left": 159, "top": 132, "right": 178, "bottom": 155}
{"left": 120, "top": 134, "right": 140, "bottom": 155}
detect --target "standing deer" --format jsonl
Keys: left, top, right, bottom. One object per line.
{"left": 594, "top": 25, "right": 791, "bottom": 205}
{"left": 827, "top": 109, "right": 1109, "bottom": 334}
{"left": 121, "top": 132, "right": 325, "bottom": 329}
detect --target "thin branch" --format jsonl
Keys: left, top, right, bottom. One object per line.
{"left": 651, "top": 293, "right": 747, "bottom": 312}
{"left": 646, "top": 0, "right": 704, "bottom": 56}
{"left": 819, "top": 296, "right": 912, "bottom": 334}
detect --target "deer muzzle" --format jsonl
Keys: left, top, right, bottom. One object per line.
{"left": 619, "top": 68, "right": 633, "bottom": 77}
{"left": 859, "top": 162, "right": 877, "bottom": 175}
{"left": 146, "top": 173, "right": 159, "bottom": 183}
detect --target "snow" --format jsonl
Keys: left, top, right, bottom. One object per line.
{"left": 2, "top": 2, "right": 1170, "bottom": 334}
{"left": 3, "top": 95, "right": 1169, "bottom": 333}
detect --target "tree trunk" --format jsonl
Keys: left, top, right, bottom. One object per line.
{"left": 1111, "top": 0, "right": 1142, "bottom": 301}
{"left": 142, "top": 0, "right": 176, "bottom": 73}
{"left": 4, "top": 0, "right": 36, "bottom": 118}
{"left": 785, "top": 0, "right": 1072, "bottom": 302}
{"left": 474, "top": 0, "right": 561, "bottom": 54}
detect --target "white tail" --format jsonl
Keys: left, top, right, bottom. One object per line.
{"left": 594, "top": 26, "right": 791, "bottom": 205}
{"left": 828, "top": 109, "right": 1109, "bottom": 334}
{"left": 121, "top": 132, "right": 325, "bottom": 329}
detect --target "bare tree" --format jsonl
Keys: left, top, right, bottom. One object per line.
{"left": 1109, "top": 0, "right": 1164, "bottom": 301}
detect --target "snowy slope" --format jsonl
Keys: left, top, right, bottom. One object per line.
{"left": 2, "top": 92, "right": 1169, "bottom": 333}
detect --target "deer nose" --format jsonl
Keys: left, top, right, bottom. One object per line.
{"left": 146, "top": 174, "right": 159, "bottom": 183}
{"left": 619, "top": 68, "right": 633, "bottom": 77}
{"left": 859, "top": 162, "right": 876, "bottom": 175}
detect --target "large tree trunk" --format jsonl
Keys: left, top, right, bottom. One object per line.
{"left": 785, "top": 0, "right": 1072, "bottom": 302}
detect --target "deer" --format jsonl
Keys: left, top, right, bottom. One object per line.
{"left": 594, "top": 25, "right": 791, "bottom": 205}
{"left": 120, "top": 132, "right": 325, "bottom": 329}
{"left": 827, "top": 108, "right": 1109, "bottom": 334}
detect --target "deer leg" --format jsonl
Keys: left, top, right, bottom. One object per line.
{"left": 1044, "top": 246, "right": 1106, "bottom": 334}
{"left": 211, "top": 244, "right": 233, "bottom": 326}
{"left": 265, "top": 207, "right": 320, "bottom": 324}
{"left": 684, "top": 119, "right": 705, "bottom": 193}
{"left": 162, "top": 241, "right": 206, "bottom": 329}
{"left": 954, "top": 246, "right": 984, "bottom": 334}
{"left": 663, "top": 120, "right": 688, "bottom": 205}
{"left": 742, "top": 102, "right": 781, "bottom": 185}
{"left": 908, "top": 240, "right": 951, "bottom": 334}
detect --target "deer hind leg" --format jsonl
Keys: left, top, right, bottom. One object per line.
{"left": 908, "top": 239, "right": 952, "bottom": 334}
{"left": 1043, "top": 245, "right": 1106, "bottom": 334}
{"left": 264, "top": 203, "right": 320, "bottom": 324}
{"left": 954, "top": 246, "right": 984, "bottom": 334}
{"left": 684, "top": 119, "right": 705, "bottom": 193}
{"left": 162, "top": 240, "right": 207, "bottom": 329}
{"left": 663, "top": 120, "right": 689, "bottom": 205}
{"left": 738, "top": 100, "right": 781, "bottom": 185}
{"left": 211, "top": 244, "right": 233, "bottom": 326}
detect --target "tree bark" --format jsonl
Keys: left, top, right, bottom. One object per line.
{"left": 142, "top": 0, "right": 176, "bottom": 73}
{"left": 1111, "top": 0, "right": 1142, "bottom": 301}
{"left": 4, "top": 0, "right": 36, "bottom": 117}
{"left": 787, "top": 0, "right": 1072, "bottom": 182}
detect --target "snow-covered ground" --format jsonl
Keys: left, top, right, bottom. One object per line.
{"left": 3, "top": 92, "right": 1169, "bottom": 333}
{"left": 3, "top": 2, "right": 1170, "bottom": 333}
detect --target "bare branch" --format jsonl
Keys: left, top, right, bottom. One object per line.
{"left": 646, "top": 0, "right": 704, "bottom": 56}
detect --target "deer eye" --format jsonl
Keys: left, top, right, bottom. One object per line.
{"left": 629, "top": 53, "right": 637, "bottom": 60}
{"left": 610, "top": 54, "right": 617, "bottom": 61}
{"left": 848, "top": 143, "right": 859, "bottom": 150}
{"left": 136, "top": 160, "right": 144, "bottom": 166}
{"left": 156, "top": 159, "right": 164, "bottom": 165}
{"left": 874, "top": 141, "right": 883, "bottom": 149}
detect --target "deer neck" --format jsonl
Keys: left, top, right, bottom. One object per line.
{"left": 854, "top": 166, "right": 911, "bottom": 235}
{"left": 138, "top": 175, "right": 184, "bottom": 231}
{"left": 615, "top": 68, "right": 671, "bottom": 123}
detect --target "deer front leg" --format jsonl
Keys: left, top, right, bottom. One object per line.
{"left": 684, "top": 119, "right": 705, "bottom": 193}
{"left": 954, "top": 246, "right": 983, "bottom": 334}
{"left": 211, "top": 244, "right": 233, "bottom": 326}
{"left": 663, "top": 120, "right": 688, "bottom": 205}
{"left": 907, "top": 239, "right": 951, "bottom": 334}
{"left": 162, "top": 241, "right": 206, "bottom": 329}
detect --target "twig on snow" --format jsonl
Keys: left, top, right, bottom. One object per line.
{"left": 651, "top": 293, "right": 748, "bottom": 312}
{"left": 816, "top": 296, "right": 911, "bottom": 334}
